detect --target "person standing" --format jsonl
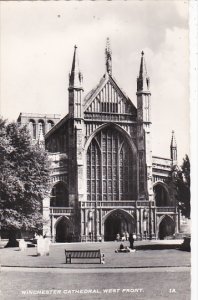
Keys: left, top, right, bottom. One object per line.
{"left": 125, "top": 231, "right": 129, "bottom": 241}
{"left": 129, "top": 233, "right": 134, "bottom": 249}
{"left": 116, "top": 233, "right": 120, "bottom": 241}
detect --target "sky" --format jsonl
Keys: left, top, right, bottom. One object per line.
{"left": 0, "top": 0, "right": 190, "bottom": 163}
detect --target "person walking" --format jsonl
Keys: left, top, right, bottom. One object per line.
{"left": 129, "top": 233, "right": 134, "bottom": 249}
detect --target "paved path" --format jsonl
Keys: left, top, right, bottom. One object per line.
{"left": 1, "top": 265, "right": 190, "bottom": 273}
{"left": 0, "top": 266, "right": 190, "bottom": 300}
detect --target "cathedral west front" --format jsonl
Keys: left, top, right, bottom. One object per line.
{"left": 18, "top": 40, "right": 180, "bottom": 242}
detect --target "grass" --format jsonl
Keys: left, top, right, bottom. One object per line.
{"left": 0, "top": 240, "right": 190, "bottom": 269}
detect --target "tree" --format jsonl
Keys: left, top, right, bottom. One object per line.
{"left": 0, "top": 118, "right": 50, "bottom": 246}
{"left": 166, "top": 155, "right": 190, "bottom": 219}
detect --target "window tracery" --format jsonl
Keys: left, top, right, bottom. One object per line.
{"left": 87, "top": 127, "right": 133, "bottom": 201}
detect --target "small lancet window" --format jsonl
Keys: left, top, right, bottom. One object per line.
{"left": 29, "top": 119, "right": 36, "bottom": 139}
{"left": 38, "top": 120, "right": 45, "bottom": 136}
{"left": 101, "top": 102, "right": 118, "bottom": 113}
{"left": 47, "top": 120, "right": 54, "bottom": 132}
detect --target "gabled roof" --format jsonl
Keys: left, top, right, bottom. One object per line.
{"left": 45, "top": 114, "right": 70, "bottom": 140}
{"left": 45, "top": 72, "right": 137, "bottom": 140}
{"left": 84, "top": 72, "right": 136, "bottom": 112}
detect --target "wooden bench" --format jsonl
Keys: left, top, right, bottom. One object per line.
{"left": 65, "top": 249, "right": 104, "bottom": 264}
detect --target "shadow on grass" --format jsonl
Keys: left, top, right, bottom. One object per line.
{"left": 134, "top": 244, "right": 181, "bottom": 251}
{"left": 62, "top": 262, "right": 102, "bottom": 265}
{"left": 177, "top": 248, "right": 190, "bottom": 252}
{"left": 134, "top": 237, "right": 190, "bottom": 252}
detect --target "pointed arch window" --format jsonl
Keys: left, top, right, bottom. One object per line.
{"left": 38, "top": 120, "right": 45, "bottom": 137}
{"left": 47, "top": 120, "right": 54, "bottom": 132}
{"left": 50, "top": 182, "right": 69, "bottom": 207}
{"left": 29, "top": 119, "right": 36, "bottom": 139}
{"left": 87, "top": 127, "right": 134, "bottom": 202}
{"left": 153, "top": 183, "right": 171, "bottom": 207}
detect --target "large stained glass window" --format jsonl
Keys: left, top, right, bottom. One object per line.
{"left": 87, "top": 127, "right": 133, "bottom": 201}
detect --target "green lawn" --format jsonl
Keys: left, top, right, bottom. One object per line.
{"left": 0, "top": 241, "right": 190, "bottom": 268}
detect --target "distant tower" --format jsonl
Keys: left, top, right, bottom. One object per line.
{"left": 105, "top": 37, "right": 112, "bottom": 75}
{"left": 170, "top": 130, "right": 177, "bottom": 165}
{"left": 68, "top": 45, "right": 84, "bottom": 118}
{"left": 136, "top": 51, "right": 153, "bottom": 201}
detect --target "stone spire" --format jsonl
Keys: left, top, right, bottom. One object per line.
{"left": 105, "top": 37, "right": 112, "bottom": 75}
{"left": 68, "top": 45, "right": 84, "bottom": 118}
{"left": 136, "top": 50, "right": 152, "bottom": 202}
{"left": 69, "top": 45, "right": 83, "bottom": 90}
{"left": 170, "top": 130, "right": 177, "bottom": 164}
{"left": 137, "top": 51, "right": 150, "bottom": 92}
{"left": 171, "top": 130, "right": 177, "bottom": 148}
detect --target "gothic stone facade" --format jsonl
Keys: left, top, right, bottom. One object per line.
{"left": 23, "top": 45, "right": 180, "bottom": 242}
{"left": 17, "top": 112, "right": 61, "bottom": 141}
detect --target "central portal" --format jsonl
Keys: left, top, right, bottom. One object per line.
{"left": 104, "top": 210, "right": 135, "bottom": 241}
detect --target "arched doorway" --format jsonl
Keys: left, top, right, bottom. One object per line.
{"left": 55, "top": 217, "right": 73, "bottom": 243}
{"left": 154, "top": 182, "right": 170, "bottom": 206}
{"left": 104, "top": 210, "right": 135, "bottom": 241}
{"left": 158, "top": 216, "right": 175, "bottom": 240}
